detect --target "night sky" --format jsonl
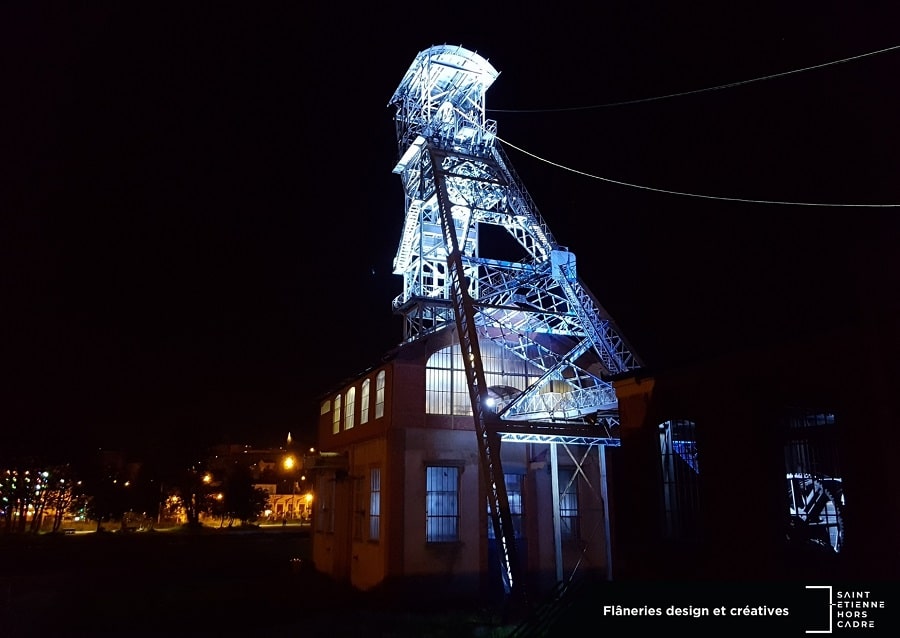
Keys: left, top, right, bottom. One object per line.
{"left": 4, "top": 4, "right": 899, "bottom": 464}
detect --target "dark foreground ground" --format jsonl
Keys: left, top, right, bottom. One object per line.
{"left": 7, "top": 529, "right": 895, "bottom": 637}
{"left": 0, "top": 527, "right": 519, "bottom": 637}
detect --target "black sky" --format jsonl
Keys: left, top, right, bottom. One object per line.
{"left": 3, "top": 3, "right": 899, "bottom": 464}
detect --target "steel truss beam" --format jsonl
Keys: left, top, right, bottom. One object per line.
{"left": 388, "top": 45, "right": 642, "bottom": 602}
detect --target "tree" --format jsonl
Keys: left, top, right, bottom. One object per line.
{"left": 174, "top": 465, "right": 216, "bottom": 527}
{"left": 157, "top": 485, "right": 185, "bottom": 525}
{"left": 1, "top": 464, "right": 38, "bottom": 534}
{"left": 0, "top": 460, "right": 84, "bottom": 534}
{"left": 39, "top": 465, "right": 82, "bottom": 533}
{"left": 77, "top": 451, "right": 145, "bottom": 532}
{"left": 221, "top": 465, "right": 269, "bottom": 527}
{"left": 84, "top": 476, "right": 130, "bottom": 532}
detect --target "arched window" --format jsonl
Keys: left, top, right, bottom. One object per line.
{"left": 332, "top": 394, "right": 341, "bottom": 434}
{"left": 425, "top": 340, "right": 541, "bottom": 415}
{"left": 344, "top": 387, "right": 356, "bottom": 430}
{"left": 375, "top": 370, "right": 385, "bottom": 419}
{"left": 360, "top": 378, "right": 371, "bottom": 424}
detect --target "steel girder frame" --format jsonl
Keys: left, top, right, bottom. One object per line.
{"left": 408, "top": 143, "right": 639, "bottom": 422}
{"left": 389, "top": 47, "right": 525, "bottom": 599}
{"left": 431, "top": 147, "right": 524, "bottom": 599}
{"left": 388, "top": 45, "right": 642, "bottom": 601}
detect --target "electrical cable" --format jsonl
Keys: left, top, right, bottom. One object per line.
{"left": 491, "top": 43, "right": 900, "bottom": 207}
{"left": 497, "top": 135, "right": 900, "bottom": 207}
{"left": 489, "top": 44, "right": 900, "bottom": 113}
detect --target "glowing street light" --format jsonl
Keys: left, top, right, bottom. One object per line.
{"left": 282, "top": 455, "right": 299, "bottom": 521}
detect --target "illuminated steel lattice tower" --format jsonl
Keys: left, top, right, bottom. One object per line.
{"left": 388, "top": 45, "right": 643, "bottom": 596}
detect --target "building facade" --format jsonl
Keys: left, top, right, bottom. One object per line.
{"left": 309, "top": 42, "right": 900, "bottom": 600}
{"left": 310, "top": 328, "right": 613, "bottom": 599}
{"left": 207, "top": 440, "right": 313, "bottom": 523}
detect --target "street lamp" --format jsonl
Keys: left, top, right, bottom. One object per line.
{"left": 303, "top": 492, "right": 314, "bottom": 522}
{"left": 283, "top": 455, "right": 297, "bottom": 522}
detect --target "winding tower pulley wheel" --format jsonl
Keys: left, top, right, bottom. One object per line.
{"left": 786, "top": 472, "right": 845, "bottom": 554}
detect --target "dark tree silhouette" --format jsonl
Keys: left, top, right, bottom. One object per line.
{"left": 221, "top": 464, "right": 269, "bottom": 526}
{"left": 176, "top": 465, "right": 216, "bottom": 527}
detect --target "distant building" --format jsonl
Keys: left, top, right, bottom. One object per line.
{"left": 207, "top": 436, "right": 313, "bottom": 522}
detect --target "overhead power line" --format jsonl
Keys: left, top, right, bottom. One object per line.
{"left": 490, "top": 44, "right": 900, "bottom": 113}
{"left": 497, "top": 136, "right": 900, "bottom": 208}
{"left": 492, "top": 43, "right": 900, "bottom": 207}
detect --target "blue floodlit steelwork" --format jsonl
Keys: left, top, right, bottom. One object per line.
{"left": 388, "top": 45, "right": 644, "bottom": 598}
{"left": 388, "top": 45, "right": 642, "bottom": 434}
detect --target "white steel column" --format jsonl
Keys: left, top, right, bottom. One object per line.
{"left": 550, "top": 442, "right": 563, "bottom": 583}
{"left": 600, "top": 445, "right": 613, "bottom": 580}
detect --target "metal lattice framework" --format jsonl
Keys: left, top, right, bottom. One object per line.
{"left": 388, "top": 45, "right": 643, "bottom": 598}
{"left": 389, "top": 45, "right": 642, "bottom": 429}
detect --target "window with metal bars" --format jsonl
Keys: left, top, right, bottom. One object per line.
{"left": 658, "top": 419, "right": 701, "bottom": 541}
{"left": 426, "top": 465, "right": 459, "bottom": 542}
{"left": 487, "top": 473, "right": 524, "bottom": 539}
{"left": 375, "top": 371, "right": 385, "bottom": 419}
{"left": 558, "top": 467, "right": 580, "bottom": 541}
{"left": 369, "top": 467, "right": 381, "bottom": 541}
{"left": 360, "top": 378, "right": 370, "bottom": 424}
{"left": 425, "top": 341, "right": 540, "bottom": 415}
{"left": 784, "top": 410, "right": 844, "bottom": 554}
{"left": 344, "top": 386, "right": 356, "bottom": 430}
{"left": 332, "top": 394, "right": 341, "bottom": 434}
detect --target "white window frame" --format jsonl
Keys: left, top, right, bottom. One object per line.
{"left": 344, "top": 386, "right": 356, "bottom": 430}
{"left": 369, "top": 467, "right": 381, "bottom": 541}
{"left": 360, "top": 378, "right": 370, "bottom": 424}
{"left": 426, "top": 465, "right": 459, "bottom": 543}
{"left": 375, "top": 370, "right": 385, "bottom": 419}
{"left": 332, "top": 393, "right": 341, "bottom": 434}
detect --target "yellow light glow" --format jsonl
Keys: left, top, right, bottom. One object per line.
{"left": 283, "top": 456, "right": 296, "bottom": 471}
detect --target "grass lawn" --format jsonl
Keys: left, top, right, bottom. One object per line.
{"left": 0, "top": 527, "right": 518, "bottom": 637}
